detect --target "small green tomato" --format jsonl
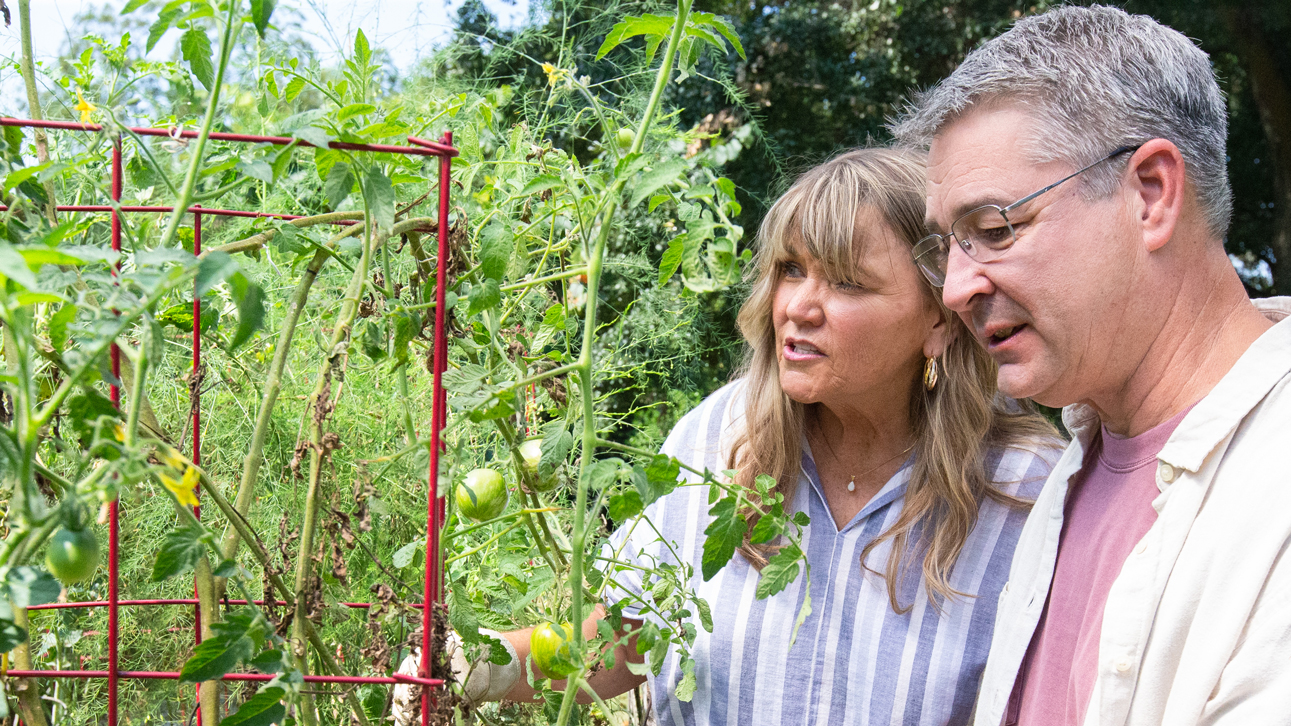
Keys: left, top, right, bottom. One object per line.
{"left": 46, "top": 526, "right": 100, "bottom": 585}
{"left": 455, "top": 468, "right": 508, "bottom": 522}
{"left": 616, "top": 128, "right": 635, "bottom": 150}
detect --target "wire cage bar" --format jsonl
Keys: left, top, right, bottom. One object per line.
{"left": 0, "top": 117, "right": 458, "bottom": 724}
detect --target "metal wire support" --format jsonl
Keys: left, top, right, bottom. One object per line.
{"left": 0, "top": 118, "right": 458, "bottom": 722}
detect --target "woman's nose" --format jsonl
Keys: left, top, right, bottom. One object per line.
{"left": 785, "top": 279, "right": 827, "bottom": 326}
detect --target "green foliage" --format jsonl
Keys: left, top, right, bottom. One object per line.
{"left": 1, "top": 0, "right": 817, "bottom": 722}
{"left": 179, "top": 611, "right": 271, "bottom": 683}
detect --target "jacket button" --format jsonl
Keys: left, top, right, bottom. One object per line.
{"left": 1114, "top": 657, "right": 1133, "bottom": 673}
{"left": 1158, "top": 461, "right": 1177, "bottom": 483}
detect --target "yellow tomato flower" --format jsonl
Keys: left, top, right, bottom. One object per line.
{"left": 160, "top": 466, "right": 200, "bottom": 507}
{"left": 541, "top": 62, "right": 571, "bottom": 89}
{"left": 160, "top": 445, "right": 187, "bottom": 472}
{"left": 74, "top": 91, "right": 96, "bottom": 124}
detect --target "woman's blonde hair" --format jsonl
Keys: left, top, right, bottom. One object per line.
{"left": 730, "top": 147, "right": 1058, "bottom": 612}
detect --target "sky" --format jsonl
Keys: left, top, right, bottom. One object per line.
{"left": 0, "top": 0, "right": 532, "bottom": 112}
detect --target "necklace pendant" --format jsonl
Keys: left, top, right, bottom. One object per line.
{"left": 847, "top": 478, "right": 856, "bottom": 492}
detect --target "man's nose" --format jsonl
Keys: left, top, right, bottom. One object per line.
{"left": 940, "top": 242, "right": 994, "bottom": 314}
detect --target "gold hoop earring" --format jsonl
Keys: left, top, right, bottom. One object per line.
{"left": 923, "top": 356, "right": 939, "bottom": 391}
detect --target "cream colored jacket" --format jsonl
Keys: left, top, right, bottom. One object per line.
{"left": 973, "top": 297, "right": 1291, "bottom": 726}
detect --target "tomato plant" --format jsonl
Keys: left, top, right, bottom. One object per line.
{"left": 0, "top": 0, "right": 813, "bottom": 724}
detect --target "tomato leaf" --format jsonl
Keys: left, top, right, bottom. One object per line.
{"left": 748, "top": 502, "right": 785, "bottom": 544}
{"left": 466, "top": 279, "right": 501, "bottom": 316}
{"left": 283, "top": 76, "right": 305, "bottom": 102}
{"left": 249, "top": 0, "right": 276, "bottom": 38}
{"left": 520, "top": 174, "right": 562, "bottom": 197}
{"left": 755, "top": 542, "right": 802, "bottom": 599}
{"left": 6, "top": 567, "right": 61, "bottom": 608}
{"left": 179, "top": 612, "right": 267, "bottom": 683}
{"left": 538, "top": 421, "right": 573, "bottom": 480}
{"left": 675, "top": 659, "right": 697, "bottom": 702}
{"left": 701, "top": 495, "right": 745, "bottom": 581}
{"left": 337, "top": 103, "right": 377, "bottom": 123}
{"left": 658, "top": 234, "right": 685, "bottom": 285}
{"left": 221, "top": 686, "right": 285, "bottom": 726}
{"left": 354, "top": 28, "right": 371, "bottom": 66}
{"left": 246, "top": 649, "right": 285, "bottom": 674}
{"left": 362, "top": 168, "right": 395, "bottom": 231}
{"left": 181, "top": 28, "right": 214, "bottom": 90}
{"left": 146, "top": 8, "right": 182, "bottom": 53}
{"left": 694, "top": 596, "right": 713, "bottom": 633}
{"left": 324, "top": 161, "right": 354, "bottom": 210}
{"left": 0, "top": 241, "right": 37, "bottom": 290}
{"left": 392, "top": 540, "right": 421, "bottom": 569}
{"left": 595, "top": 13, "right": 676, "bottom": 61}
{"left": 151, "top": 524, "right": 206, "bottom": 582}
{"left": 629, "top": 159, "right": 687, "bottom": 209}
{"left": 449, "top": 585, "right": 480, "bottom": 647}
{"left": 226, "top": 273, "right": 266, "bottom": 352}
{"left": 48, "top": 303, "right": 75, "bottom": 353}
{"left": 195, "top": 251, "right": 240, "bottom": 296}
{"left": 607, "top": 489, "right": 643, "bottom": 520}
{"left": 0, "top": 618, "right": 27, "bottom": 652}
{"left": 477, "top": 219, "right": 513, "bottom": 281}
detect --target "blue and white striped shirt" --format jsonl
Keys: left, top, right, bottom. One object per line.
{"left": 601, "top": 381, "right": 1057, "bottom": 726}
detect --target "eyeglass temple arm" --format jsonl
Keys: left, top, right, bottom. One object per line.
{"left": 1001, "top": 145, "right": 1143, "bottom": 215}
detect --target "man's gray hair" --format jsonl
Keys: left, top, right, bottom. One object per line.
{"left": 891, "top": 5, "right": 1231, "bottom": 237}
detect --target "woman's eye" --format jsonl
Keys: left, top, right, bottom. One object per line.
{"left": 780, "top": 261, "right": 804, "bottom": 278}
{"left": 835, "top": 280, "right": 864, "bottom": 292}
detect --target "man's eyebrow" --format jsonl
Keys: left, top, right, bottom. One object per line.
{"left": 950, "top": 194, "right": 1011, "bottom": 220}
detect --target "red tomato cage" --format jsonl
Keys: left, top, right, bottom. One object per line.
{"left": 0, "top": 117, "right": 458, "bottom": 725}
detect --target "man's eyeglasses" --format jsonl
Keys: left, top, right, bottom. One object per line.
{"left": 912, "top": 145, "right": 1142, "bottom": 287}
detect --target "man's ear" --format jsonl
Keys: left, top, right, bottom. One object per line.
{"left": 923, "top": 311, "right": 952, "bottom": 359}
{"left": 1126, "top": 139, "right": 1187, "bottom": 253}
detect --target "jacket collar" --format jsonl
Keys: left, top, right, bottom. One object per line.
{"left": 1061, "top": 297, "right": 1291, "bottom": 473}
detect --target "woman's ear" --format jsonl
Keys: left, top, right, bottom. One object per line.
{"left": 923, "top": 311, "right": 953, "bottom": 359}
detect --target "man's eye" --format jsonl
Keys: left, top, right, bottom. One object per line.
{"left": 977, "top": 226, "right": 1013, "bottom": 247}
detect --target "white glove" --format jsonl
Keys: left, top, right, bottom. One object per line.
{"left": 448, "top": 628, "right": 522, "bottom": 703}
{"left": 392, "top": 628, "right": 521, "bottom": 725}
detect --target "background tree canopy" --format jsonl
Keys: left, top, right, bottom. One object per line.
{"left": 444, "top": 0, "right": 1291, "bottom": 298}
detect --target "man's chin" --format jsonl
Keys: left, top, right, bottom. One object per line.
{"left": 998, "top": 365, "right": 1074, "bottom": 409}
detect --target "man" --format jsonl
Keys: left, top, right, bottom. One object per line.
{"left": 892, "top": 5, "right": 1291, "bottom": 726}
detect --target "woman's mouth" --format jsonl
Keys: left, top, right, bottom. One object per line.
{"left": 783, "top": 340, "right": 825, "bottom": 361}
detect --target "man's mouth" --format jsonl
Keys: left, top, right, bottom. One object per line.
{"left": 986, "top": 324, "right": 1026, "bottom": 347}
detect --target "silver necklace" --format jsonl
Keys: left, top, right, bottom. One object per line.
{"left": 846, "top": 442, "right": 916, "bottom": 492}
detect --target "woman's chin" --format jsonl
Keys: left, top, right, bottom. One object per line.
{"left": 778, "top": 374, "right": 824, "bottom": 405}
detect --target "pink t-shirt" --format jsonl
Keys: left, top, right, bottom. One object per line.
{"left": 1009, "top": 405, "right": 1194, "bottom": 726}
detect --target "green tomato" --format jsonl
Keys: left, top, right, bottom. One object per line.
{"left": 519, "top": 439, "right": 559, "bottom": 492}
{"left": 46, "top": 527, "right": 100, "bottom": 585}
{"left": 616, "top": 128, "right": 635, "bottom": 150}
{"left": 455, "top": 468, "right": 508, "bottom": 522}
{"left": 530, "top": 621, "right": 579, "bottom": 679}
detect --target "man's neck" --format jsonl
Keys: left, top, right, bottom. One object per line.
{"left": 1090, "top": 259, "right": 1272, "bottom": 437}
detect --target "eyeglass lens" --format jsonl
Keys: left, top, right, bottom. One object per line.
{"left": 951, "top": 206, "right": 1015, "bottom": 255}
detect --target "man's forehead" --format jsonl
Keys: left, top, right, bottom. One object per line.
{"left": 924, "top": 108, "right": 1047, "bottom": 225}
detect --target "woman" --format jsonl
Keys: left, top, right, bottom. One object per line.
{"left": 449, "top": 148, "right": 1060, "bottom": 724}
